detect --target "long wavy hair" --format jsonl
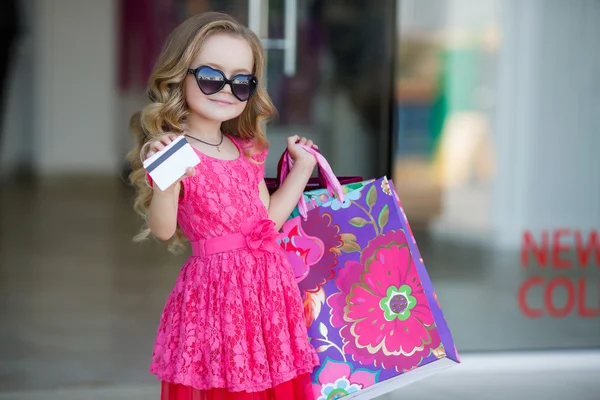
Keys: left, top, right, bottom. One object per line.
{"left": 126, "top": 12, "right": 276, "bottom": 253}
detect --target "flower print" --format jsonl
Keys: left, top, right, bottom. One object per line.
{"left": 296, "top": 193, "right": 330, "bottom": 215}
{"left": 301, "top": 192, "right": 337, "bottom": 214}
{"left": 381, "top": 179, "right": 392, "bottom": 196}
{"left": 328, "top": 229, "right": 441, "bottom": 372}
{"left": 278, "top": 217, "right": 325, "bottom": 282}
{"left": 310, "top": 197, "right": 320, "bottom": 210}
{"left": 327, "top": 189, "right": 362, "bottom": 211}
{"left": 431, "top": 344, "right": 446, "bottom": 359}
{"left": 319, "top": 193, "right": 332, "bottom": 203}
{"left": 379, "top": 284, "right": 417, "bottom": 322}
{"left": 313, "top": 358, "right": 378, "bottom": 400}
{"left": 319, "top": 378, "right": 360, "bottom": 400}
{"left": 302, "top": 287, "right": 325, "bottom": 328}
{"left": 298, "top": 212, "right": 343, "bottom": 293}
{"left": 281, "top": 212, "right": 342, "bottom": 327}
{"left": 302, "top": 183, "right": 370, "bottom": 213}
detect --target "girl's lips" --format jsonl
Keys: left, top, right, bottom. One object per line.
{"left": 210, "top": 99, "right": 233, "bottom": 106}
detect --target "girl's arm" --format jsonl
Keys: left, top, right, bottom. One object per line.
{"left": 147, "top": 182, "right": 184, "bottom": 240}
{"left": 259, "top": 135, "right": 317, "bottom": 230}
{"left": 144, "top": 134, "right": 195, "bottom": 240}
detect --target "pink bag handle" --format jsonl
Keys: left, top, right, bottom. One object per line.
{"left": 279, "top": 145, "right": 344, "bottom": 218}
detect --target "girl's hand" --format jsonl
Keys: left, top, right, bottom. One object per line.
{"left": 144, "top": 134, "right": 195, "bottom": 194}
{"left": 287, "top": 135, "right": 318, "bottom": 169}
{"left": 144, "top": 133, "right": 178, "bottom": 159}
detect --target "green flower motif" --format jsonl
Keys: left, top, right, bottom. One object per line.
{"left": 379, "top": 284, "right": 417, "bottom": 321}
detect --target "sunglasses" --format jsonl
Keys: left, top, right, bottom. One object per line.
{"left": 187, "top": 65, "right": 258, "bottom": 102}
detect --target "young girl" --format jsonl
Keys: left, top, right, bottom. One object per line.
{"left": 126, "top": 12, "right": 320, "bottom": 400}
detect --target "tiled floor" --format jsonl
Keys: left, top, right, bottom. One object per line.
{"left": 1, "top": 177, "right": 599, "bottom": 398}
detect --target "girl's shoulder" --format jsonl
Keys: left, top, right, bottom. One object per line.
{"left": 229, "top": 134, "right": 269, "bottom": 163}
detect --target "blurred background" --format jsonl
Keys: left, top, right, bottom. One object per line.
{"left": 1, "top": 0, "right": 599, "bottom": 399}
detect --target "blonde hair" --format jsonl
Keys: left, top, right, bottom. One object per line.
{"left": 126, "top": 12, "right": 276, "bottom": 253}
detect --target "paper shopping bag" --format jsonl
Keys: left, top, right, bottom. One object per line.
{"left": 275, "top": 147, "right": 459, "bottom": 399}
{"left": 265, "top": 147, "right": 363, "bottom": 195}
{"left": 288, "top": 179, "right": 376, "bottom": 219}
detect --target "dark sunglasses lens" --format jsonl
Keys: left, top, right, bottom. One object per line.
{"left": 231, "top": 75, "right": 257, "bottom": 101}
{"left": 196, "top": 66, "right": 224, "bottom": 94}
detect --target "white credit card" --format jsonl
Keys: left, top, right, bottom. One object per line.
{"left": 143, "top": 136, "right": 200, "bottom": 191}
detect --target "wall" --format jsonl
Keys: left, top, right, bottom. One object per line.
{"left": 1, "top": 0, "right": 118, "bottom": 178}
{"left": 34, "top": 0, "right": 118, "bottom": 175}
{"left": 492, "top": 0, "right": 600, "bottom": 250}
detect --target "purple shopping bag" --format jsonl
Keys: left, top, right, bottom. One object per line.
{"left": 265, "top": 147, "right": 363, "bottom": 195}
{"left": 276, "top": 147, "right": 460, "bottom": 399}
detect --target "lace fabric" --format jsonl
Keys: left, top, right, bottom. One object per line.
{"left": 150, "top": 135, "right": 319, "bottom": 397}
{"left": 161, "top": 373, "right": 314, "bottom": 400}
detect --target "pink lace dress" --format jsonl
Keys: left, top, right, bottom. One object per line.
{"left": 148, "top": 135, "right": 319, "bottom": 400}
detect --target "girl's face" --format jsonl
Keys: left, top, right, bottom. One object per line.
{"left": 185, "top": 33, "right": 254, "bottom": 123}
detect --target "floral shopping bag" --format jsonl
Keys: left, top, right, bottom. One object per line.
{"left": 288, "top": 179, "right": 375, "bottom": 219}
{"left": 265, "top": 147, "right": 363, "bottom": 196}
{"left": 275, "top": 147, "right": 460, "bottom": 399}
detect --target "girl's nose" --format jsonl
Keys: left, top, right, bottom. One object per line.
{"left": 221, "top": 83, "right": 233, "bottom": 95}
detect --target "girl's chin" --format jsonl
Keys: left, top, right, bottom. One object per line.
{"left": 192, "top": 106, "right": 244, "bottom": 123}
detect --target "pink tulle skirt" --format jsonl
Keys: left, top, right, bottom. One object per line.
{"left": 161, "top": 374, "right": 314, "bottom": 400}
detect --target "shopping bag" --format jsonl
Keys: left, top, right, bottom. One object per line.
{"left": 265, "top": 147, "right": 364, "bottom": 195}
{"left": 275, "top": 146, "right": 460, "bottom": 399}
{"left": 288, "top": 179, "right": 376, "bottom": 219}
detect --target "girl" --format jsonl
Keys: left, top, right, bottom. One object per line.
{"left": 126, "top": 12, "right": 320, "bottom": 400}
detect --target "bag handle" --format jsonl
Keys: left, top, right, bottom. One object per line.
{"left": 275, "top": 147, "right": 330, "bottom": 192}
{"left": 278, "top": 145, "right": 344, "bottom": 218}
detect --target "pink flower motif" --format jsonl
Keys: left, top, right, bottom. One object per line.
{"left": 240, "top": 219, "right": 278, "bottom": 257}
{"left": 313, "top": 358, "right": 378, "bottom": 400}
{"left": 328, "top": 229, "right": 441, "bottom": 372}
{"left": 298, "top": 212, "right": 342, "bottom": 293}
{"left": 278, "top": 217, "right": 325, "bottom": 282}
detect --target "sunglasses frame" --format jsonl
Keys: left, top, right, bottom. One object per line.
{"left": 187, "top": 65, "right": 258, "bottom": 102}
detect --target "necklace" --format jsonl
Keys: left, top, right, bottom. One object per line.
{"left": 184, "top": 133, "right": 224, "bottom": 152}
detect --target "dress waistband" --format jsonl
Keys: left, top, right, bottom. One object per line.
{"left": 190, "top": 219, "right": 279, "bottom": 258}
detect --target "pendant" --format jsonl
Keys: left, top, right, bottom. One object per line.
{"left": 217, "top": 146, "right": 221, "bottom": 152}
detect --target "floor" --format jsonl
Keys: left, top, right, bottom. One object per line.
{"left": 1, "top": 176, "right": 599, "bottom": 399}
{"left": 1, "top": 351, "right": 599, "bottom": 400}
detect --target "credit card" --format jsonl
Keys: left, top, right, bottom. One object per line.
{"left": 143, "top": 136, "right": 200, "bottom": 191}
